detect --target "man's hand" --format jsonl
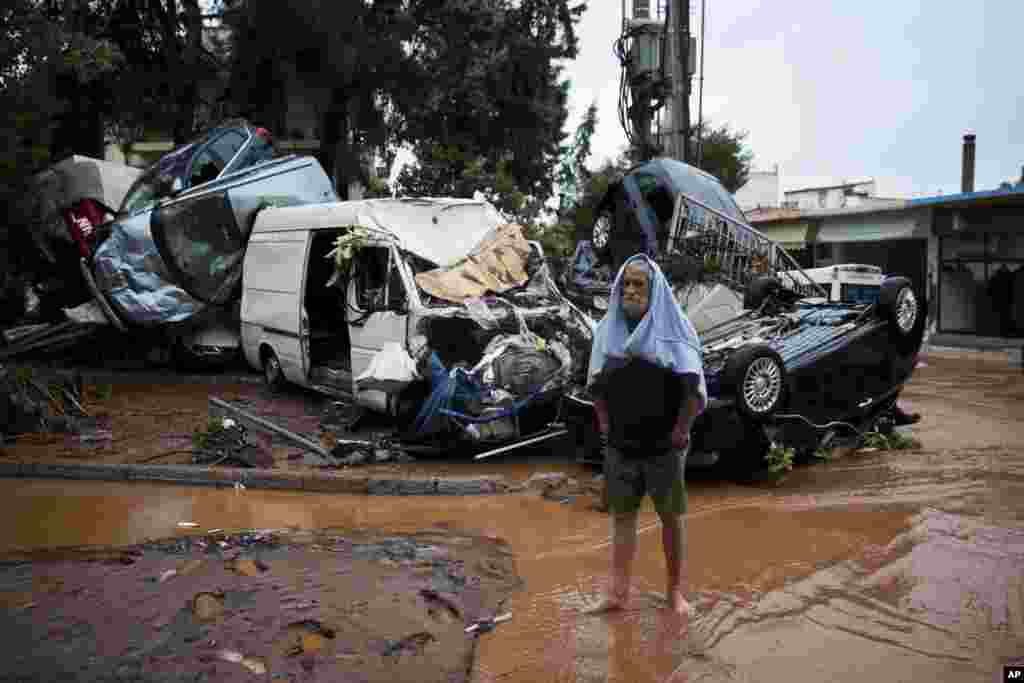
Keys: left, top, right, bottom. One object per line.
{"left": 670, "top": 424, "right": 690, "bottom": 450}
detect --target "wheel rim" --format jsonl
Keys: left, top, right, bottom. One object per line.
{"left": 593, "top": 214, "right": 611, "bottom": 249}
{"left": 895, "top": 287, "right": 918, "bottom": 333}
{"left": 265, "top": 355, "right": 280, "bottom": 383}
{"left": 743, "top": 357, "right": 782, "bottom": 414}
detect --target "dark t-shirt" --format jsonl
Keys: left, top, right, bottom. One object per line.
{"left": 590, "top": 357, "right": 698, "bottom": 454}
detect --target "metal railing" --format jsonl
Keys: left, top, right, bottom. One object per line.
{"left": 663, "top": 193, "right": 828, "bottom": 298}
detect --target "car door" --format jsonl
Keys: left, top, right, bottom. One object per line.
{"left": 186, "top": 128, "right": 249, "bottom": 190}
{"left": 346, "top": 243, "right": 410, "bottom": 388}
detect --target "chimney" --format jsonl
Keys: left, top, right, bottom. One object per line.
{"left": 961, "top": 133, "right": 976, "bottom": 194}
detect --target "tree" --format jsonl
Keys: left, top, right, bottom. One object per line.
{"left": 692, "top": 121, "right": 753, "bottom": 193}
{"left": 557, "top": 100, "right": 597, "bottom": 213}
{"left": 396, "top": 0, "right": 586, "bottom": 211}
{"left": 226, "top": 0, "right": 416, "bottom": 198}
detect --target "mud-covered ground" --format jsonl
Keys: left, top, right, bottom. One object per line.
{"left": 0, "top": 528, "right": 521, "bottom": 683}
{"left": 1, "top": 349, "right": 1023, "bottom": 682}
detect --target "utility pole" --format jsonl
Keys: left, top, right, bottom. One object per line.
{"left": 671, "top": 0, "right": 691, "bottom": 163}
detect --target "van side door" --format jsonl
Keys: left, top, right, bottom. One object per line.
{"left": 346, "top": 242, "right": 410, "bottom": 388}
{"left": 241, "top": 229, "right": 312, "bottom": 383}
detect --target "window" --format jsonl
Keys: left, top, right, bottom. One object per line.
{"left": 354, "top": 247, "right": 390, "bottom": 311}
{"left": 228, "top": 135, "right": 276, "bottom": 174}
{"left": 188, "top": 130, "right": 247, "bottom": 188}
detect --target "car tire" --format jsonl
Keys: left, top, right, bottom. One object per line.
{"left": 262, "top": 348, "right": 286, "bottom": 391}
{"left": 744, "top": 276, "right": 782, "bottom": 310}
{"left": 722, "top": 344, "right": 787, "bottom": 420}
{"left": 878, "top": 277, "right": 921, "bottom": 337}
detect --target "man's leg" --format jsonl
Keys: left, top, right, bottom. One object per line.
{"left": 661, "top": 513, "right": 691, "bottom": 616}
{"left": 649, "top": 449, "right": 691, "bottom": 616}
{"left": 592, "top": 446, "right": 643, "bottom": 612}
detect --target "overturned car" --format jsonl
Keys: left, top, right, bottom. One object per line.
{"left": 86, "top": 119, "right": 337, "bottom": 364}
{"left": 564, "top": 158, "right": 926, "bottom": 473}
{"left": 241, "top": 198, "right": 595, "bottom": 457}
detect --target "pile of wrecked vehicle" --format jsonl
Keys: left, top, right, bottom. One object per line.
{"left": 561, "top": 157, "right": 926, "bottom": 474}
{"left": 2, "top": 119, "right": 336, "bottom": 365}
{"left": 3, "top": 120, "right": 926, "bottom": 475}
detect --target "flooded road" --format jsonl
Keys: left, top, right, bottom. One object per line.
{"left": 2, "top": 352, "right": 1024, "bottom": 682}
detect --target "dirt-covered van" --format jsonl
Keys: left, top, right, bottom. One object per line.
{"left": 241, "top": 198, "right": 595, "bottom": 456}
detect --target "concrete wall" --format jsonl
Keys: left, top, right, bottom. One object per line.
{"left": 785, "top": 180, "right": 877, "bottom": 210}
{"left": 735, "top": 169, "right": 780, "bottom": 212}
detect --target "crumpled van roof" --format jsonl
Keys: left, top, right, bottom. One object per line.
{"left": 252, "top": 198, "right": 507, "bottom": 268}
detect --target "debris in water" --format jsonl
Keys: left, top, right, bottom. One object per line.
{"left": 178, "top": 559, "right": 203, "bottom": 576}
{"left": 192, "top": 592, "right": 225, "bottom": 621}
{"left": 216, "top": 649, "right": 243, "bottom": 664}
{"left": 158, "top": 569, "right": 177, "bottom": 583}
{"left": 226, "top": 557, "right": 268, "bottom": 576}
{"left": 177, "top": 522, "right": 198, "bottom": 528}
{"left": 465, "top": 612, "right": 512, "bottom": 634}
{"left": 241, "top": 656, "right": 267, "bottom": 674}
{"left": 383, "top": 631, "right": 435, "bottom": 657}
{"left": 282, "top": 620, "right": 336, "bottom": 657}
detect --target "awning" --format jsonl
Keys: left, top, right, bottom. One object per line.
{"left": 816, "top": 214, "right": 928, "bottom": 243}
{"left": 755, "top": 222, "right": 810, "bottom": 250}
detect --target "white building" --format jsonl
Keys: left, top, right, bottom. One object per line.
{"left": 782, "top": 179, "right": 893, "bottom": 211}
{"left": 734, "top": 166, "right": 781, "bottom": 212}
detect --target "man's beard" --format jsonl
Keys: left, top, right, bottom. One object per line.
{"left": 622, "top": 301, "right": 648, "bottom": 321}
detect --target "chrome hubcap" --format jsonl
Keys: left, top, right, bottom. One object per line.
{"left": 896, "top": 288, "right": 917, "bottom": 333}
{"left": 743, "top": 357, "right": 782, "bottom": 413}
{"left": 593, "top": 214, "right": 611, "bottom": 249}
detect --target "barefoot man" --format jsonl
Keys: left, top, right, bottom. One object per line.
{"left": 587, "top": 254, "right": 707, "bottom": 616}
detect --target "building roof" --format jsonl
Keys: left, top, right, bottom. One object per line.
{"left": 906, "top": 185, "right": 1024, "bottom": 208}
{"left": 747, "top": 198, "right": 911, "bottom": 224}
{"left": 784, "top": 179, "right": 875, "bottom": 195}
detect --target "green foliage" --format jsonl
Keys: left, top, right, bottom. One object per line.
{"left": 691, "top": 121, "right": 754, "bottom": 193}
{"left": 192, "top": 417, "right": 229, "bottom": 450}
{"left": 93, "top": 382, "right": 113, "bottom": 401}
{"left": 395, "top": 0, "right": 585, "bottom": 212}
{"left": 813, "top": 447, "right": 835, "bottom": 461}
{"left": 12, "top": 366, "right": 34, "bottom": 390}
{"left": 861, "top": 431, "right": 922, "bottom": 451}
{"left": 764, "top": 442, "right": 795, "bottom": 474}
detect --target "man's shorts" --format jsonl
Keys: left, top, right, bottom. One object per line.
{"left": 604, "top": 444, "right": 688, "bottom": 518}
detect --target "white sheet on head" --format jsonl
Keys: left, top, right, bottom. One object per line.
{"left": 588, "top": 254, "right": 707, "bottom": 415}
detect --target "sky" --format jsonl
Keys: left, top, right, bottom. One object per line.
{"left": 560, "top": 0, "right": 1024, "bottom": 199}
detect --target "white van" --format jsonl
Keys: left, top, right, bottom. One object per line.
{"left": 241, "top": 198, "right": 593, "bottom": 431}
{"left": 778, "top": 263, "right": 885, "bottom": 304}
{"left": 241, "top": 199, "right": 505, "bottom": 409}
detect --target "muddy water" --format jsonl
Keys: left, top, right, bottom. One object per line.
{"left": 2, "top": 353, "right": 1023, "bottom": 682}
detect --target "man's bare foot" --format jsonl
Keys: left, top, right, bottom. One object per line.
{"left": 669, "top": 591, "right": 693, "bottom": 617}
{"left": 585, "top": 592, "right": 628, "bottom": 615}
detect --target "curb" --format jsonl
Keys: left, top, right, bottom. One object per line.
{"left": 0, "top": 461, "right": 510, "bottom": 496}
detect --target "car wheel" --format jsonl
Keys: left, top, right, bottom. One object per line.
{"left": 262, "top": 348, "right": 286, "bottom": 391}
{"left": 723, "top": 344, "right": 787, "bottom": 420}
{"left": 878, "top": 277, "right": 921, "bottom": 337}
{"left": 743, "top": 275, "right": 782, "bottom": 310}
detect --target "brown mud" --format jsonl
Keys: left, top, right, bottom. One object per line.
{"left": 0, "top": 527, "right": 520, "bottom": 682}
{"left": 0, "top": 350, "right": 1022, "bottom": 682}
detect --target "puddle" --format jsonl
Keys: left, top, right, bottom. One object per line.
{"left": 1, "top": 354, "right": 1023, "bottom": 681}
